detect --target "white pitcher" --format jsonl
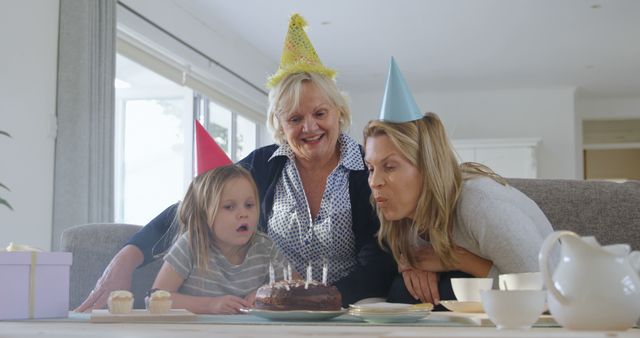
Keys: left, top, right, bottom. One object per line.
{"left": 539, "top": 231, "right": 640, "bottom": 330}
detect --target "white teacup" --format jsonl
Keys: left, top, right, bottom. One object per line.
{"left": 498, "top": 272, "right": 543, "bottom": 291}
{"left": 480, "top": 290, "right": 546, "bottom": 329}
{"left": 451, "top": 278, "right": 493, "bottom": 302}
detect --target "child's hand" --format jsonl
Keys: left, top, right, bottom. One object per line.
{"left": 209, "top": 295, "right": 251, "bottom": 314}
{"left": 244, "top": 290, "right": 257, "bottom": 306}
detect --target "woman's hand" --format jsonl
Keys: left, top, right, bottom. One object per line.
{"left": 74, "top": 245, "right": 144, "bottom": 312}
{"left": 397, "top": 248, "right": 442, "bottom": 304}
{"left": 401, "top": 269, "right": 440, "bottom": 304}
{"left": 244, "top": 290, "right": 257, "bottom": 306}
{"left": 209, "top": 295, "right": 252, "bottom": 314}
{"left": 397, "top": 255, "right": 410, "bottom": 272}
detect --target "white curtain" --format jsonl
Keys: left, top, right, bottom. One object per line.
{"left": 52, "top": 0, "right": 116, "bottom": 249}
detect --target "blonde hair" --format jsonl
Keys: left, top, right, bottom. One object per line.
{"left": 267, "top": 72, "right": 351, "bottom": 144}
{"left": 363, "top": 113, "right": 506, "bottom": 269}
{"left": 177, "top": 165, "right": 259, "bottom": 273}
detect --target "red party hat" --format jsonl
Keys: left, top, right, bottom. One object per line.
{"left": 195, "top": 120, "right": 232, "bottom": 175}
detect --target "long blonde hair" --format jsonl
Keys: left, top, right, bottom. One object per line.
{"left": 267, "top": 72, "right": 351, "bottom": 144}
{"left": 363, "top": 113, "right": 505, "bottom": 269}
{"left": 177, "top": 165, "right": 259, "bottom": 273}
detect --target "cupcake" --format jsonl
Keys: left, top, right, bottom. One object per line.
{"left": 147, "top": 290, "right": 172, "bottom": 314}
{"left": 107, "top": 290, "right": 134, "bottom": 314}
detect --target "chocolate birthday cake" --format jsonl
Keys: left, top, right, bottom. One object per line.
{"left": 254, "top": 280, "right": 342, "bottom": 311}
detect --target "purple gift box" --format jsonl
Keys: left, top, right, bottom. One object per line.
{"left": 0, "top": 251, "right": 72, "bottom": 320}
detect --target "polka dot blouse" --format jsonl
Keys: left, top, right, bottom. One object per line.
{"left": 267, "top": 134, "right": 365, "bottom": 283}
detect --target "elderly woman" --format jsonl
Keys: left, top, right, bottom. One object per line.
{"left": 76, "top": 14, "right": 395, "bottom": 311}
{"left": 363, "top": 59, "right": 554, "bottom": 306}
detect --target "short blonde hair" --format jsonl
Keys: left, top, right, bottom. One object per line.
{"left": 267, "top": 72, "right": 351, "bottom": 144}
{"left": 363, "top": 113, "right": 505, "bottom": 269}
{"left": 177, "top": 165, "right": 259, "bottom": 273}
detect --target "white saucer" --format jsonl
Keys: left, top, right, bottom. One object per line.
{"left": 240, "top": 308, "right": 347, "bottom": 321}
{"left": 348, "top": 302, "right": 432, "bottom": 323}
{"left": 350, "top": 302, "right": 433, "bottom": 314}
{"left": 440, "top": 300, "right": 484, "bottom": 313}
{"left": 350, "top": 311, "right": 429, "bottom": 324}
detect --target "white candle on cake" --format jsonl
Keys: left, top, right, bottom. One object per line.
{"left": 322, "top": 258, "right": 328, "bottom": 285}
{"left": 269, "top": 262, "right": 275, "bottom": 285}
{"left": 305, "top": 262, "right": 312, "bottom": 289}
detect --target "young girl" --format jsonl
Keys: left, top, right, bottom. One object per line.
{"left": 152, "top": 165, "right": 286, "bottom": 314}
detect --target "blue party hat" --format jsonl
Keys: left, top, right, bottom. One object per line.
{"left": 379, "top": 57, "right": 423, "bottom": 123}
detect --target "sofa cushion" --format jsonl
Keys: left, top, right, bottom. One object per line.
{"left": 509, "top": 179, "right": 640, "bottom": 251}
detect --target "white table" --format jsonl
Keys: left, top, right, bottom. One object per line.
{"left": 2, "top": 318, "right": 638, "bottom": 338}
{"left": 2, "top": 321, "right": 639, "bottom": 338}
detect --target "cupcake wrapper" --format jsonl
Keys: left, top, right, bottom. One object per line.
{"left": 107, "top": 298, "right": 134, "bottom": 314}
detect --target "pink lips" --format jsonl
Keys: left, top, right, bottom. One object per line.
{"left": 236, "top": 224, "right": 250, "bottom": 232}
{"left": 375, "top": 196, "right": 388, "bottom": 206}
{"left": 302, "top": 134, "right": 324, "bottom": 144}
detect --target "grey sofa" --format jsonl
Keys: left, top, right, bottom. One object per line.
{"left": 60, "top": 178, "right": 640, "bottom": 310}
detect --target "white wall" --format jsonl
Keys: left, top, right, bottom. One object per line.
{"left": 347, "top": 88, "right": 580, "bottom": 179}
{"left": 576, "top": 96, "right": 640, "bottom": 120}
{"left": 0, "top": 0, "right": 59, "bottom": 250}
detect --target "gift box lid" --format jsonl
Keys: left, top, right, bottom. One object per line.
{"left": 0, "top": 252, "right": 72, "bottom": 265}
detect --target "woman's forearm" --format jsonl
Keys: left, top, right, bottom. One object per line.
{"left": 114, "top": 244, "right": 145, "bottom": 273}
{"left": 454, "top": 248, "right": 492, "bottom": 277}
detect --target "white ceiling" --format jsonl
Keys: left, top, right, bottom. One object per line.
{"left": 171, "top": 0, "right": 640, "bottom": 98}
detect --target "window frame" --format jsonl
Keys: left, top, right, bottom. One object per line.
{"left": 194, "top": 93, "right": 260, "bottom": 164}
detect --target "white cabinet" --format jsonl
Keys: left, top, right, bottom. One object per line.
{"left": 452, "top": 138, "right": 541, "bottom": 178}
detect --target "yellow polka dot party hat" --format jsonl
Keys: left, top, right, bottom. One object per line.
{"left": 267, "top": 13, "right": 336, "bottom": 88}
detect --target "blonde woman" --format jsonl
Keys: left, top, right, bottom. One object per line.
{"left": 362, "top": 59, "right": 554, "bottom": 306}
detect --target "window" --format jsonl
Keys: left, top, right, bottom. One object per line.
{"left": 114, "top": 54, "right": 192, "bottom": 225}
{"left": 195, "top": 95, "right": 258, "bottom": 164}
{"left": 236, "top": 114, "right": 257, "bottom": 161}
{"left": 207, "top": 99, "right": 232, "bottom": 158}
{"left": 115, "top": 54, "right": 260, "bottom": 224}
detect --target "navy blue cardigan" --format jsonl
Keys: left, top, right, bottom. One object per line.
{"left": 126, "top": 144, "right": 397, "bottom": 306}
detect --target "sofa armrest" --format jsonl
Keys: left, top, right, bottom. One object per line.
{"left": 60, "top": 223, "right": 162, "bottom": 309}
